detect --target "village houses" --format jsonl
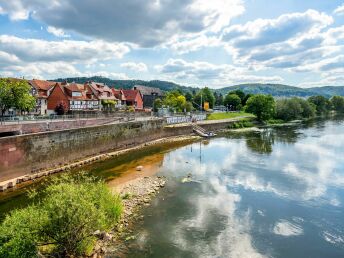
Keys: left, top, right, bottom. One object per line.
{"left": 24, "top": 80, "right": 161, "bottom": 115}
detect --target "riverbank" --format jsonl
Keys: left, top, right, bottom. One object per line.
{"left": 0, "top": 135, "right": 200, "bottom": 191}
{"left": 89, "top": 176, "right": 167, "bottom": 257}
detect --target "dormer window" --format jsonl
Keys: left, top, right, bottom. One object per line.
{"left": 72, "top": 92, "right": 82, "bottom": 97}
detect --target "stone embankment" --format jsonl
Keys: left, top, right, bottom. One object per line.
{"left": 90, "top": 176, "right": 167, "bottom": 257}
{"left": 0, "top": 135, "right": 197, "bottom": 191}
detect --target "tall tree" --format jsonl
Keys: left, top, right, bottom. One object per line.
{"left": 229, "top": 90, "right": 245, "bottom": 103}
{"left": 245, "top": 94, "right": 275, "bottom": 121}
{"left": 308, "top": 95, "right": 331, "bottom": 114}
{"left": 0, "top": 79, "right": 35, "bottom": 116}
{"left": 224, "top": 93, "right": 241, "bottom": 111}
{"left": 194, "top": 87, "right": 215, "bottom": 109}
{"left": 0, "top": 79, "right": 14, "bottom": 116}
{"left": 330, "top": 96, "right": 344, "bottom": 113}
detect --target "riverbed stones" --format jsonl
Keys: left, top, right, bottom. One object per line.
{"left": 136, "top": 165, "right": 143, "bottom": 171}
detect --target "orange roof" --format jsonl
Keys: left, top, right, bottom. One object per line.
{"left": 122, "top": 89, "right": 141, "bottom": 102}
{"left": 29, "top": 79, "right": 56, "bottom": 91}
{"left": 112, "top": 89, "right": 126, "bottom": 101}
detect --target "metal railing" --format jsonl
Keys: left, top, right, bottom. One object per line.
{"left": 166, "top": 114, "right": 206, "bottom": 124}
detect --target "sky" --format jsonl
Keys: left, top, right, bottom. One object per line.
{"left": 0, "top": 0, "right": 343, "bottom": 88}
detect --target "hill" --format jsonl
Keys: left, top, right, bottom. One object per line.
{"left": 52, "top": 76, "right": 196, "bottom": 92}
{"left": 52, "top": 76, "right": 344, "bottom": 97}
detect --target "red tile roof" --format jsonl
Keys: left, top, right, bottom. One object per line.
{"left": 112, "top": 89, "right": 126, "bottom": 101}
{"left": 122, "top": 89, "right": 142, "bottom": 101}
{"left": 87, "top": 82, "right": 117, "bottom": 100}
{"left": 29, "top": 79, "right": 56, "bottom": 91}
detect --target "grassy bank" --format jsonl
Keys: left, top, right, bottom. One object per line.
{"left": 0, "top": 175, "right": 122, "bottom": 257}
{"left": 207, "top": 112, "right": 255, "bottom": 120}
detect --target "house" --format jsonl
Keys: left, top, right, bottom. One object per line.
{"left": 29, "top": 79, "right": 56, "bottom": 115}
{"left": 47, "top": 82, "right": 100, "bottom": 114}
{"left": 86, "top": 81, "right": 118, "bottom": 110}
{"left": 133, "top": 85, "right": 163, "bottom": 108}
{"left": 112, "top": 89, "right": 126, "bottom": 108}
{"left": 122, "top": 89, "right": 144, "bottom": 110}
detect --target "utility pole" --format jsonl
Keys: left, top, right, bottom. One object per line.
{"left": 200, "top": 93, "right": 202, "bottom": 113}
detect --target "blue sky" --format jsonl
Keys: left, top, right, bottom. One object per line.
{"left": 0, "top": 0, "right": 343, "bottom": 88}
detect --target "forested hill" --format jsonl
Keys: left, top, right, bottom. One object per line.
{"left": 52, "top": 76, "right": 344, "bottom": 97}
{"left": 52, "top": 76, "right": 196, "bottom": 92}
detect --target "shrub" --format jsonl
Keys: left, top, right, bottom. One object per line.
{"left": 0, "top": 175, "right": 122, "bottom": 257}
{"left": 275, "top": 98, "right": 316, "bottom": 121}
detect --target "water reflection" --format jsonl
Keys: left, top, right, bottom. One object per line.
{"left": 126, "top": 118, "right": 344, "bottom": 258}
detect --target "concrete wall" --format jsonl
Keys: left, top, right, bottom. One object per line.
{"left": 0, "top": 119, "right": 166, "bottom": 182}
{"left": 0, "top": 118, "right": 238, "bottom": 182}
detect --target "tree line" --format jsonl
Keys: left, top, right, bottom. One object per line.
{"left": 155, "top": 86, "right": 344, "bottom": 122}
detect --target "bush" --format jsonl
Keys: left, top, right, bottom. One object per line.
{"left": 228, "top": 119, "right": 254, "bottom": 129}
{"left": 0, "top": 175, "right": 122, "bottom": 257}
{"left": 275, "top": 98, "right": 316, "bottom": 121}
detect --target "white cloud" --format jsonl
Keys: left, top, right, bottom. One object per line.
{"left": 156, "top": 58, "right": 283, "bottom": 86}
{"left": 120, "top": 62, "right": 148, "bottom": 72}
{"left": 47, "top": 26, "right": 70, "bottom": 38}
{"left": 0, "top": 35, "right": 130, "bottom": 63}
{"left": 273, "top": 220, "right": 303, "bottom": 237}
{"left": 0, "top": 0, "right": 29, "bottom": 20}
{"left": 0, "top": 0, "right": 244, "bottom": 47}
{"left": 334, "top": 3, "right": 344, "bottom": 15}
{"left": 165, "top": 34, "right": 221, "bottom": 54}
{"left": 5, "top": 62, "right": 82, "bottom": 79}
{"left": 221, "top": 10, "right": 340, "bottom": 71}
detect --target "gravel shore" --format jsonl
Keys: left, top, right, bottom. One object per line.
{"left": 91, "top": 176, "right": 167, "bottom": 257}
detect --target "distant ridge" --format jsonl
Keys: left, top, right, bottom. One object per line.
{"left": 52, "top": 76, "right": 344, "bottom": 97}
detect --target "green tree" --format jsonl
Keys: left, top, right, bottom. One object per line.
{"left": 330, "top": 96, "right": 344, "bottom": 113}
{"left": 194, "top": 87, "right": 215, "bottom": 109}
{"left": 11, "top": 80, "right": 36, "bottom": 114}
{"left": 299, "top": 99, "right": 316, "bottom": 118}
{"left": 275, "top": 98, "right": 303, "bottom": 121}
{"left": 214, "top": 92, "right": 224, "bottom": 106}
{"left": 308, "top": 95, "right": 331, "bottom": 114}
{"left": 184, "top": 92, "right": 193, "bottom": 102}
{"left": 0, "top": 79, "right": 14, "bottom": 116}
{"left": 163, "top": 90, "right": 191, "bottom": 112}
{"left": 245, "top": 94, "right": 275, "bottom": 121}
{"left": 224, "top": 93, "right": 242, "bottom": 111}
{"left": 243, "top": 93, "right": 253, "bottom": 106}
{"left": 0, "top": 175, "right": 122, "bottom": 257}
{"left": 229, "top": 90, "right": 245, "bottom": 103}
{"left": 153, "top": 98, "right": 163, "bottom": 112}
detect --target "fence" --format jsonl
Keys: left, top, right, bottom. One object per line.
{"left": 166, "top": 114, "right": 207, "bottom": 124}
{"left": 0, "top": 112, "right": 155, "bottom": 125}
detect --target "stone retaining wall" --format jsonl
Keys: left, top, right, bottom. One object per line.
{"left": 0, "top": 118, "right": 239, "bottom": 185}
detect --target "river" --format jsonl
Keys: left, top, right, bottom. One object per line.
{"left": 123, "top": 117, "right": 344, "bottom": 258}
{"left": 1, "top": 117, "right": 344, "bottom": 257}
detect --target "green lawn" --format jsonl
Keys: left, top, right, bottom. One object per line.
{"left": 207, "top": 112, "right": 255, "bottom": 120}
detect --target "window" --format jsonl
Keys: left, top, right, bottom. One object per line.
{"left": 72, "top": 92, "right": 82, "bottom": 97}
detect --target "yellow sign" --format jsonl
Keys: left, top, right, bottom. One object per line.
{"left": 204, "top": 102, "right": 209, "bottom": 111}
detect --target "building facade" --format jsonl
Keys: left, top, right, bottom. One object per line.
{"left": 133, "top": 85, "right": 164, "bottom": 108}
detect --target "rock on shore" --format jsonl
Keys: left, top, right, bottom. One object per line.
{"left": 90, "top": 176, "right": 166, "bottom": 257}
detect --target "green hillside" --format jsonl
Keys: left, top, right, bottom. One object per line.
{"left": 52, "top": 76, "right": 344, "bottom": 97}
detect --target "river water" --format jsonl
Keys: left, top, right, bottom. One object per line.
{"left": 123, "top": 117, "right": 344, "bottom": 258}
{"left": 1, "top": 117, "right": 344, "bottom": 257}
